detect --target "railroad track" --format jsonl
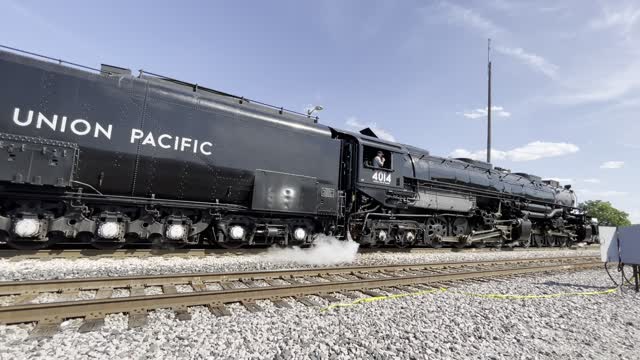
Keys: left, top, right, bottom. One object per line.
{"left": 0, "top": 256, "right": 599, "bottom": 337}
{"left": 0, "top": 244, "right": 599, "bottom": 260}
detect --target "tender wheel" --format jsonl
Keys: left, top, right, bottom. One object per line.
{"left": 91, "top": 240, "right": 125, "bottom": 250}
{"left": 83, "top": 233, "right": 125, "bottom": 250}
{"left": 6, "top": 237, "right": 49, "bottom": 250}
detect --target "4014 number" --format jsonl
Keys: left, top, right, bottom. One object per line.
{"left": 372, "top": 171, "right": 392, "bottom": 184}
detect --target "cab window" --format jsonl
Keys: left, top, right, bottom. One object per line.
{"left": 363, "top": 146, "right": 392, "bottom": 170}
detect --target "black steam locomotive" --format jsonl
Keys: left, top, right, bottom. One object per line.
{"left": 0, "top": 47, "right": 597, "bottom": 249}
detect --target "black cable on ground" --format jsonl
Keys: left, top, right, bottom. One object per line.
{"left": 604, "top": 262, "right": 619, "bottom": 287}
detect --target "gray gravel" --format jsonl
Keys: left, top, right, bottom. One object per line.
{"left": 0, "top": 247, "right": 599, "bottom": 282}
{"left": 0, "top": 268, "right": 637, "bottom": 359}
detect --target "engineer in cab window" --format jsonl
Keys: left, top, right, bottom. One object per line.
{"left": 373, "top": 151, "right": 385, "bottom": 169}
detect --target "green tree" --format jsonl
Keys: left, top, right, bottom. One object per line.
{"left": 579, "top": 200, "right": 632, "bottom": 227}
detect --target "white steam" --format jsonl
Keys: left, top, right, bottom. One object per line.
{"left": 263, "top": 235, "right": 360, "bottom": 266}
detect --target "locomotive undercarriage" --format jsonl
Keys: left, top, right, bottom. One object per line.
{"left": 348, "top": 189, "right": 593, "bottom": 249}
{"left": 0, "top": 191, "right": 332, "bottom": 250}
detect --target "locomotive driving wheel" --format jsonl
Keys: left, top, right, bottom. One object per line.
{"left": 426, "top": 217, "right": 447, "bottom": 248}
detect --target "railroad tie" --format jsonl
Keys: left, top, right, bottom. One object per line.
{"left": 190, "top": 280, "right": 206, "bottom": 292}
{"left": 78, "top": 316, "right": 105, "bottom": 333}
{"left": 240, "top": 280, "right": 259, "bottom": 288}
{"left": 296, "top": 296, "right": 321, "bottom": 307}
{"left": 94, "top": 288, "right": 113, "bottom": 299}
{"left": 393, "top": 285, "right": 417, "bottom": 293}
{"left": 29, "top": 320, "right": 62, "bottom": 339}
{"left": 58, "top": 289, "right": 79, "bottom": 302}
{"left": 351, "top": 273, "right": 369, "bottom": 280}
{"left": 339, "top": 291, "right": 361, "bottom": 299}
{"left": 12, "top": 293, "right": 39, "bottom": 305}
{"left": 162, "top": 285, "right": 178, "bottom": 295}
{"left": 174, "top": 308, "right": 192, "bottom": 321}
{"left": 380, "top": 287, "right": 403, "bottom": 295}
{"left": 130, "top": 286, "right": 145, "bottom": 297}
{"left": 263, "top": 279, "right": 281, "bottom": 286}
{"left": 317, "top": 294, "right": 340, "bottom": 303}
{"left": 241, "top": 301, "right": 263, "bottom": 313}
{"left": 128, "top": 312, "right": 148, "bottom": 329}
{"left": 271, "top": 298, "right": 292, "bottom": 309}
{"left": 360, "top": 289, "right": 385, "bottom": 298}
{"left": 220, "top": 282, "right": 235, "bottom": 290}
{"left": 208, "top": 303, "right": 232, "bottom": 317}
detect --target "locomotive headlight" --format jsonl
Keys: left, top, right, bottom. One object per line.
{"left": 14, "top": 219, "right": 40, "bottom": 238}
{"left": 293, "top": 228, "right": 307, "bottom": 241}
{"left": 166, "top": 224, "right": 186, "bottom": 240}
{"left": 406, "top": 231, "right": 415, "bottom": 241}
{"left": 229, "top": 225, "right": 245, "bottom": 240}
{"left": 97, "top": 222, "right": 120, "bottom": 239}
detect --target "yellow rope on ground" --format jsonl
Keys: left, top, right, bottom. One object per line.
{"left": 320, "top": 288, "right": 447, "bottom": 311}
{"left": 320, "top": 287, "right": 617, "bottom": 311}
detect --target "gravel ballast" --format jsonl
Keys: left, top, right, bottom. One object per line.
{"left": 0, "top": 268, "right": 637, "bottom": 359}
{"left": 0, "top": 246, "right": 599, "bottom": 282}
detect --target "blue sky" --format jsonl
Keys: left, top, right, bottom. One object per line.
{"left": 1, "top": 0, "right": 638, "bottom": 222}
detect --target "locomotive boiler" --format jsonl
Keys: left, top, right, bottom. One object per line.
{"left": 0, "top": 47, "right": 597, "bottom": 249}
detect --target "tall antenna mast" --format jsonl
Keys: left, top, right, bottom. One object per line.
{"left": 487, "top": 38, "right": 492, "bottom": 164}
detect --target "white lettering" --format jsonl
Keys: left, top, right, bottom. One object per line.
{"left": 130, "top": 128, "right": 144, "bottom": 143}
{"left": 93, "top": 123, "right": 112, "bottom": 139}
{"left": 180, "top": 137, "right": 192, "bottom": 152}
{"left": 193, "top": 139, "right": 198, "bottom": 153}
{"left": 174, "top": 136, "right": 180, "bottom": 150}
{"left": 158, "top": 134, "right": 172, "bottom": 149}
{"left": 200, "top": 142, "right": 213, "bottom": 155}
{"left": 142, "top": 132, "right": 156, "bottom": 146}
{"left": 60, "top": 116, "right": 67, "bottom": 132}
{"left": 13, "top": 108, "right": 33, "bottom": 126}
{"left": 37, "top": 113, "right": 58, "bottom": 131}
{"left": 70, "top": 119, "right": 91, "bottom": 136}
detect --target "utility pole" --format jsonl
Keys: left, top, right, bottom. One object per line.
{"left": 487, "top": 38, "right": 492, "bottom": 164}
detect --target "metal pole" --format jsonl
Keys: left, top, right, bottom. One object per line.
{"left": 634, "top": 265, "right": 639, "bottom": 292}
{"left": 487, "top": 38, "right": 492, "bottom": 164}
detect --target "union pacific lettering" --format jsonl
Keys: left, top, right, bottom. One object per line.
{"left": 11, "top": 107, "right": 213, "bottom": 156}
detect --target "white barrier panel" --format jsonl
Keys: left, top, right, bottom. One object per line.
{"left": 600, "top": 226, "right": 617, "bottom": 262}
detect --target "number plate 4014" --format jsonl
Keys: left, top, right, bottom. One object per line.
{"left": 372, "top": 171, "right": 391, "bottom": 184}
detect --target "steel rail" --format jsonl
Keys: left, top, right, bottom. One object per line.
{"left": 0, "top": 260, "right": 600, "bottom": 324}
{"left": 0, "top": 245, "right": 600, "bottom": 260}
{"left": 0, "top": 256, "right": 597, "bottom": 295}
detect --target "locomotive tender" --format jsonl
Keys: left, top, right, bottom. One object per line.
{"left": 0, "top": 47, "right": 596, "bottom": 249}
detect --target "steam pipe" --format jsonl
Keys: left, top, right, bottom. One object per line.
{"left": 522, "top": 209, "right": 563, "bottom": 219}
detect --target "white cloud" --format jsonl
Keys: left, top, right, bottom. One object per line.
{"left": 461, "top": 106, "right": 511, "bottom": 119}
{"left": 496, "top": 46, "right": 559, "bottom": 79}
{"left": 589, "top": 5, "right": 640, "bottom": 35}
{"left": 600, "top": 161, "right": 624, "bottom": 169}
{"left": 577, "top": 188, "right": 629, "bottom": 198}
{"left": 583, "top": 178, "right": 601, "bottom": 184}
{"left": 450, "top": 141, "right": 579, "bottom": 162}
{"left": 440, "top": 2, "right": 504, "bottom": 37}
{"left": 346, "top": 117, "right": 396, "bottom": 142}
